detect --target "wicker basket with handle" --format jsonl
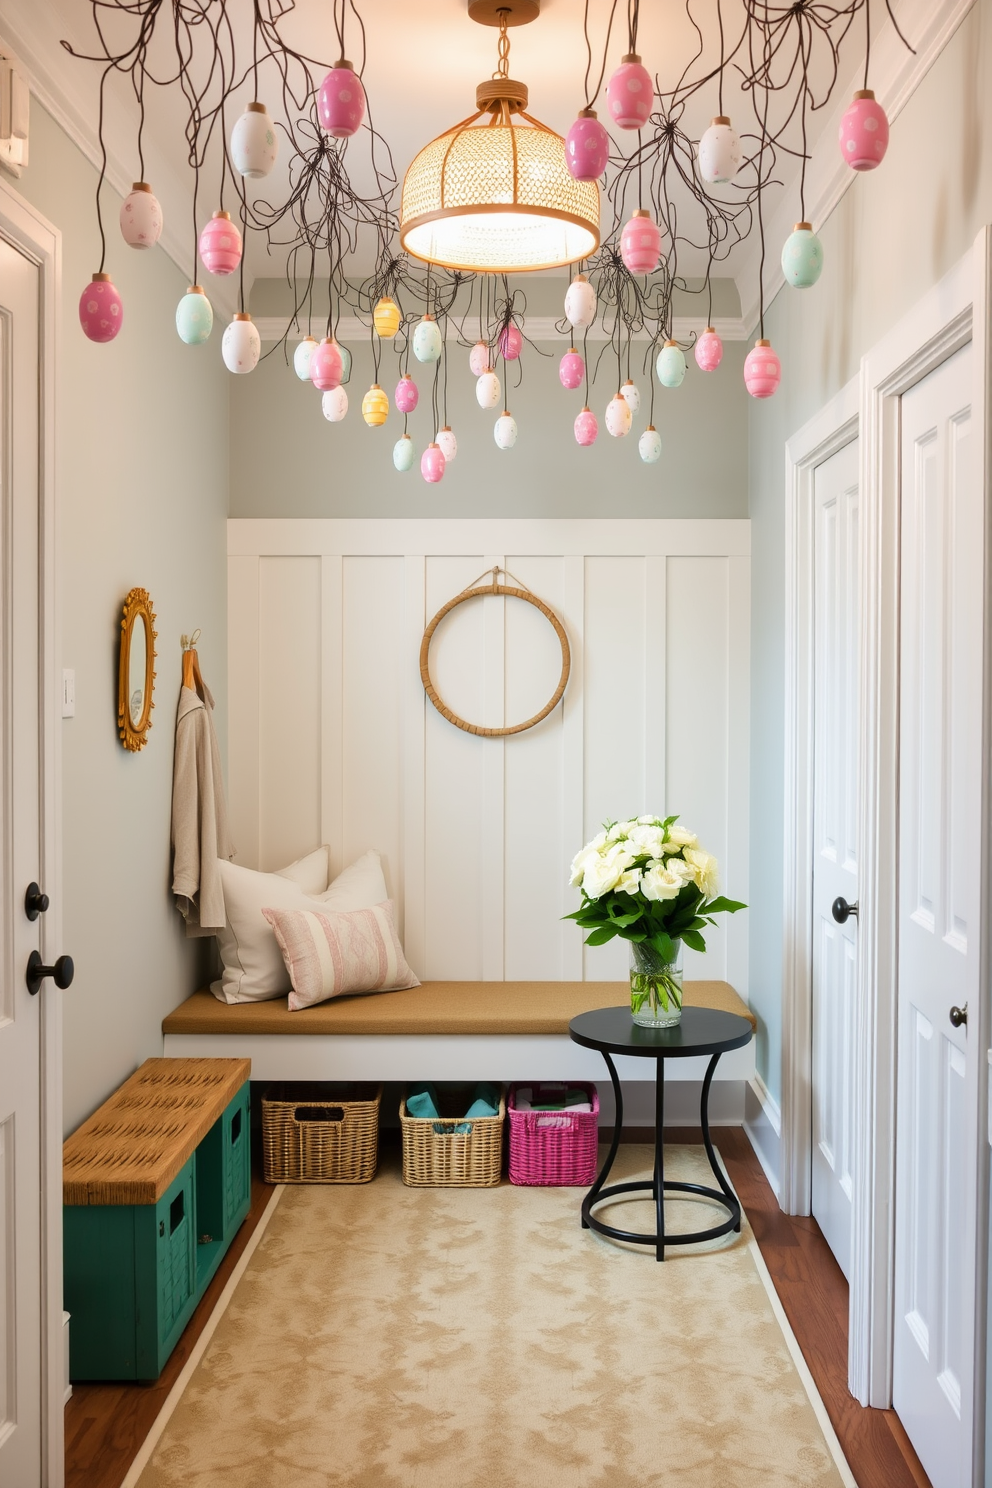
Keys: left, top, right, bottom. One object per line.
{"left": 262, "top": 1083, "right": 381, "bottom": 1184}
{"left": 507, "top": 1082, "right": 600, "bottom": 1186}
{"left": 399, "top": 1086, "right": 505, "bottom": 1187}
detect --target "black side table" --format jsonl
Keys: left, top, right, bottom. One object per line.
{"left": 568, "top": 1005, "right": 753, "bottom": 1261}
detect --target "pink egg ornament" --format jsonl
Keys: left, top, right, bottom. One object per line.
{"left": 559, "top": 348, "right": 585, "bottom": 390}
{"left": 620, "top": 210, "right": 661, "bottom": 275}
{"left": 574, "top": 406, "right": 598, "bottom": 446}
{"left": 606, "top": 54, "right": 653, "bottom": 130}
{"left": 499, "top": 324, "right": 523, "bottom": 361}
{"left": 309, "top": 338, "right": 344, "bottom": 392}
{"left": 469, "top": 341, "right": 489, "bottom": 377}
{"left": 198, "top": 210, "right": 243, "bottom": 276}
{"left": 421, "top": 442, "right": 446, "bottom": 483}
{"left": 839, "top": 89, "right": 889, "bottom": 171}
{"left": 79, "top": 272, "right": 123, "bottom": 343}
{"left": 318, "top": 60, "right": 366, "bottom": 139}
{"left": 119, "top": 182, "right": 163, "bottom": 249}
{"left": 744, "top": 339, "right": 781, "bottom": 399}
{"left": 694, "top": 326, "right": 724, "bottom": 372}
{"left": 565, "top": 108, "right": 611, "bottom": 181}
{"left": 395, "top": 375, "right": 419, "bottom": 413}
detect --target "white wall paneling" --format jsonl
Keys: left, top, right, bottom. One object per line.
{"left": 228, "top": 519, "right": 751, "bottom": 993}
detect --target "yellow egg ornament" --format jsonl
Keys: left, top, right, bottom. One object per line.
{"left": 373, "top": 297, "right": 401, "bottom": 338}
{"left": 362, "top": 383, "right": 389, "bottom": 427}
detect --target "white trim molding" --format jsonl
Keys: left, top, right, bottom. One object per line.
{"left": 744, "top": 1072, "right": 782, "bottom": 1200}
{"left": 780, "top": 377, "right": 859, "bottom": 1218}
{"left": 253, "top": 314, "right": 749, "bottom": 345}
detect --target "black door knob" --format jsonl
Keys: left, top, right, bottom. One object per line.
{"left": 24, "top": 883, "right": 50, "bottom": 921}
{"left": 26, "top": 950, "right": 74, "bottom": 996}
{"left": 949, "top": 1003, "right": 968, "bottom": 1028}
{"left": 831, "top": 896, "right": 859, "bottom": 924}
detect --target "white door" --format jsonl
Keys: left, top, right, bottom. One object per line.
{"left": 810, "top": 438, "right": 860, "bottom": 1280}
{"left": 0, "top": 235, "right": 46, "bottom": 1484}
{"left": 893, "top": 341, "right": 981, "bottom": 1488}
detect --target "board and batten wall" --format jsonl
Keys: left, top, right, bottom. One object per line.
{"left": 228, "top": 519, "right": 750, "bottom": 995}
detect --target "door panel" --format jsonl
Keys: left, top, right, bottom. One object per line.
{"left": 811, "top": 437, "right": 859, "bottom": 1280}
{"left": 894, "top": 341, "right": 979, "bottom": 1488}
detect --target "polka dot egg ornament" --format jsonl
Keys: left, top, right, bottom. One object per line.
{"left": 694, "top": 327, "right": 723, "bottom": 372}
{"left": 119, "top": 183, "right": 163, "bottom": 249}
{"left": 620, "top": 211, "right": 661, "bottom": 275}
{"left": 744, "top": 339, "right": 781, "bottom": 399}
{"left": 639, "top": 425, "right": 662, "bottom": 464}
{"left": 574, "top": 406, "right": 598, "bottom": 446}
{"left": 476, "top": 370, "right": 501, "bottom": 409}
{"left": 362, "top": 383, "right": 389, "bottom": 426}
{"left": 175, "top": 286, "right": 213, "bottom": 346}
{"left": 79, "top": 274, "right": 123, "bottom": 343}
{"left": 559, "top": 348, "right": 584, "bottom": 390}
{"left": 698, "top": 117, "right": 743, "bottom": 185}
{"left": 421, "top": 442, "right": 446, "bottom": 483}
{"left": 564, "top": 274, "right": 597, "bottom": 330}
{"left": 565, "top": 109, "right": 611, "bottom": 181}
{"left": 781, "top": 223, "right": 824, "bottom": 289}
{"left": 395, "top": 375, "right": 419, "bottom": 413}
{"left": 293, "top": 336, "right": 318, "bottom": 381}
{"left": 322, "top": 386, "right": 348, "bottom": 422}
{"left": 605, "top": 393, "right": 632, "bottom": 438}
{"left": 413, "top": 315, "right": 442, "bottom": 363}
{"left": 839, "top": 89, "right": 889, "bottom": 171}
{"left": 199, "top": 211, "right": 242, "bottom": 275}
{"left": 221, "top": 313, "right": 260, "bottom": 374}
{"left": 309, "top": 338, "right": 343, "bottom": 392}
{"left": 373, "top": 297, "right": 401, "bottom": 338}
{"left": 494, "top": 411, "right": 518, "bottom": 450}
{"left": 498, "top": 324, "right": 523, "bottom": 361}
{"left": 469, "top": 341, "right": 489, "bottom": 376}
{"left": 393, "top": 434, "right": 415, "bottom": 471}
{"left": 317, "top": 60, "right": 366, "bottom": 139}
{"left": 606, "top": 54, "right": 653, "bottom": 130}
{"left": 436, "top": 426, "right": 458, "bottom": 463}
{"left": 620, "top": 379, "right": 640, "bottom": 414}
{"left": 656, "top": 340, "right": 687, "bottom": 389}
{"left": 230, "top": 103, "right": 278, "bottom": 179}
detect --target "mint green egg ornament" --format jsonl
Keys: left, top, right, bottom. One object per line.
{"left": 176, "top": 285, "right": 213, "bottom": 345}
{"left": 656, "top": 340, "right": 686, "bottom": 388}
{"left": 338, "top": 343, "right": 352, "bottom": 383}
{"left": 413, "top": 315, "right": 442, "bottom": 363}
{"left": 781, "top": 222, "right": 823, "bottom": 288}
{"left": 393, "top": 434, "right": 415, "bottom": 472}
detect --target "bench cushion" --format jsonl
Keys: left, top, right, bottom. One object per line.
{"left": 162, "top": 981, "right": 755, "bottom": 1037}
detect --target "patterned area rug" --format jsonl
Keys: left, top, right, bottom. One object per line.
{"left": 132, "top": 1146, "right": 852, "bottom": 1488}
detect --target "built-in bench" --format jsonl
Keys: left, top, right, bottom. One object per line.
{"left": 162, "top": 981, "right": 756, "bottom": 1123}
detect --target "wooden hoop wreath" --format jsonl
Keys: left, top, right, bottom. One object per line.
{"left": 420, "top": 573, "right": 571, "bottom": 737}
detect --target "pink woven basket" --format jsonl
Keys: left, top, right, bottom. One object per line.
{"left": 507, "top": 1082, "right": 600, "bottom": 1186}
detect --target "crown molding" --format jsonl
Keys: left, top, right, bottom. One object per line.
{"left": 734, "top": 0, "right": 976, "bottom": 332}
{"left": 254, "top": 313, "right": 748, "bottom": 344}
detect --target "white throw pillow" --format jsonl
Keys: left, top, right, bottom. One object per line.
{"left": 210, "top": 848, "right": 388, "bottom": 1004}
{"left": 263, "top": 900, "right": 419, "bottom": 1010}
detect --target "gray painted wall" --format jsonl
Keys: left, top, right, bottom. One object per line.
{"left": 14, "top": 104, "right": 231, "bottom": 1134}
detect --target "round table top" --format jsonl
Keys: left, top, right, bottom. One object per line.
{"left": 568, "top": 1005, "right": 753, "bottom": 1059}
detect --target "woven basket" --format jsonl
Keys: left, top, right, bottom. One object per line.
{"left": 262, "top": 1083, "right": 381, "bottom": 1184}
{"left": 399, "top": 1087, "right": 505, "bottom": 1188}
{"left": 507, "top": 1082, "right": 600, "bottom": 1186}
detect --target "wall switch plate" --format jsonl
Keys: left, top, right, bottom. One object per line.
{"left": 61, "top": 669, "right": 75, "bottom": 718}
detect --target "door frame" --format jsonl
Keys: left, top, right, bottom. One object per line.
{"left": 0, "top": 177, "right": 63, "bottom": 1485}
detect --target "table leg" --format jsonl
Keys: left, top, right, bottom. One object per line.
{"left": 654, "top": 1054, "right": 666, "bottom": 1261}
{"left": 699, "top": 1051, "right": 741, "bottom": 1231}
{"left": 581, "top": 1050, "right": 624, "bottom": 1229}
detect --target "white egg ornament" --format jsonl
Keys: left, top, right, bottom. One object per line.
{"left": 619, "top": 379, "right": 640, "bottom": 414}
{"left": 605, "top": 393, "right": 632, "bottom": 438}
{"left": 494, "top": 411, "right": 518, "bottom": 450}
{"left": 469, "top": 341, "right": 489, "bottom": 376}
{"left": 564, "top": 274, "right": 597, "bottom": 330}
{"left": 476, "top": 370, "right": 501, "bottom": 409}
{"left": 221, "top": 313, "right": 260, "bottom": 374}
{"left": 436, "top": 426, "right": 458, "bottom": 463}
{"left": 322, "top": 386, "right": 348, "bottom": 422}
{"left": 230, "top": 102, "right": 278, "bottom": 179}
{"left": 120, "top": 182, "right": 163, "bottom": 249}
{"left": 293, "top": 336, "right": 318, "bottom": 381}
{"left": 698, "top": 116, "right": 743, "bottom": 185}
{"left": 639, "top": 425, "right": 662, "bottom": 464}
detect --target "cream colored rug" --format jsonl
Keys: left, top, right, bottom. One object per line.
{"left": 130, "top": 1147, "right": 854, "bottom": 1488}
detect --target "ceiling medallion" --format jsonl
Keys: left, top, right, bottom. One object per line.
{"left": 400, "top": 5, "right": 599, "bottom": 274}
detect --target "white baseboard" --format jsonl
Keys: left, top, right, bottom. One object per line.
{"left": 744, "top": 1073, "right": 782, "bottom": 1199}
{"left": 596, "top": 1079, "right": 746, "bottom": 1128}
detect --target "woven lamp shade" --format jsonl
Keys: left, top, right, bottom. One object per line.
{"left": 401, "top": 119, "right": 600, "bottom": 273}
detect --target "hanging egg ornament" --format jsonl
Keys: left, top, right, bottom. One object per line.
{"left": 373, "top": 297, "right": 401, "bottom": 338}
{"left": 230, "top": 102, "right": 278, "bottom": 179}
{"left": 620, "top": 211, "right": 661, "bottom": 275}
{"left": 293, "top": 335, "right": 318, "bottom": 381}
{"left": 494, "top": 411, "right": 518, "bottom": 450}
{"left": 322, "top": 385, "right": 349, "bottom": 422}
{"left": 362, "top": 383, "right": 389, "bottom": 426}
{"left": 338, "top": 344, "right": 352, "bottom": 383}
{"left": 119, "top": 182, "right": 163, "bottom": 249}
{"left": 469, "top": 341, "right": 489, "bottom": 376}
{"left": 395, "top": 375, "right": 419, "bottom": 413}
{"left": 639, "top": 425, "right": 663, "bottom": 464}
{"left": 309, "top": 338, "right": 343, "bottom": 392}
{"left": 565, "top": 108, "right": 611, "bottom": 180}
{"left": 694, "top": 326, "right": 723, "bottom": 372}
{"left": 782, "top": 223, "right": 824, "bottom": 289}
{"left": 436, "top": 426, "right": 458, "bottom": 463}
{"left": 175, "top": 285, "right": 213, "bottom": 345}
{"left": 656, "top": 340, "right": 687, "bottom": 388}
{"left": 221, "top": 313, "right": 260, "bottom": 374}
{"left": 605, "top": 393, "right": 632, "bottom": 438}
{"left": 79, "top": 273, "right": 123, "bottom": 343}
{"left": 476, "top": 369, "right": 501, "bottom": 409}
{"left": 413, "top": 315, "right": 442, "bottom": 363}
{"left": 619, "top": 379, "right": 640, "bottom": 414}
{"left": 839, "top": 89, "right": 889, "bottom": 171}
{"left": 698, "top": 117, "right": 743, "bottom": 185}
{"left": 498, "top": 324, "right": 523, "bottom": 361}
{"left": 606, "top": 54, "right": 653, "bottom": 130}
{"left": 393, "top": 434, "right": 415, "bottom": 472}
{"left": 421, "top": 442, "right": 446, "bottom": 483}
{"left": 564, "top": 274, "right": 597, "bottom": 330}
{"left": 574, "top": 406, "right": 598, "bottom": 446}
{"left": 199, "top": 210, "right": 242, "bottom": 275}
{"left": 744, "top": 339, "right": 781, "bottom": 399}
{"left": 559, "top": 348, "right": 585, "bottom": 390}
{"left": 317, "top": 59, "right": 366, "bottom": 139}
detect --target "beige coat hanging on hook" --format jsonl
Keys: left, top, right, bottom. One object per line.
{"left": 419, "top": 567, "right": 571, "bottom": 737}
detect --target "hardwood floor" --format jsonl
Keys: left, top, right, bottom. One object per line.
{"left": 65, "top": 1127, "right": 933, "bottom": 1488}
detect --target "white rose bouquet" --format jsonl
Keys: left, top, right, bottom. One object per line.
{"left": 565, "top": 815, "right": 745, "bottom": 1022}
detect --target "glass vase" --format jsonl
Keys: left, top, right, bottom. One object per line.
{"left": 629, "top": 940, "right": 683, "bottom": 1028}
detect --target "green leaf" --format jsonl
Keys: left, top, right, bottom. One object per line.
{"left": 648, "top": 930, "right": 675, "bottom": 962}
{"left": 682, "top": 928, "right": 707, "bottom": 953}
{"left": 701, "top": 896, "right": 747, "bottom": 916}
{"left": 584, "top": 926, "right": 617, "bottom": 947}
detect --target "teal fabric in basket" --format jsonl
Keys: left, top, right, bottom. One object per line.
{"left": 406, "top": 1082, "right": 500, "bottom": 1135}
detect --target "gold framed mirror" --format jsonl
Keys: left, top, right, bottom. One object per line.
{"left": 118, "top": 587, "right": 157, "bottom": 751}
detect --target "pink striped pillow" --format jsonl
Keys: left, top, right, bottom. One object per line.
{"left": 262, "top": 900, "right": 419, "bottom": 1010}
